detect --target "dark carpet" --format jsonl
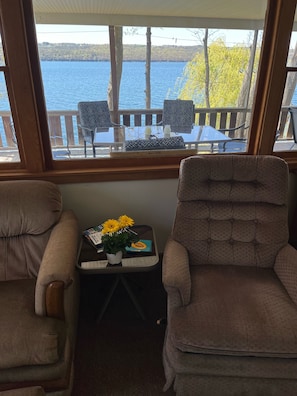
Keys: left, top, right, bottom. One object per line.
{"left": 72, "top": 261, "right": 175, "bottom": 396}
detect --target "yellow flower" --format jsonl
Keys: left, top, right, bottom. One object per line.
{"left": 102, "top": 219, "right": 120, "bottom": 235}
{"left": 118, "top": 215, "right": 134, "bottom": 228}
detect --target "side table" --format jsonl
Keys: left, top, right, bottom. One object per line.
{"left": 77, "top": 224, "right": 159, "bottom": 321}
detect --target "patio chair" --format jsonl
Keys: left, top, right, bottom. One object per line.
{"left": 163, "top": 154, "right": 297, "bottom": 395}
{"left": 160, "top": 99, "right": 195, "bottom": 133}
{"left": 78, "top": 100, "right": 118, "bottom": 157}
{"left": 218, "top": 123, "right": 248, "bottom": 152}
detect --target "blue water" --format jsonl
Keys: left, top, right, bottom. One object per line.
{"left": 42, "top": 60, "right": 186, "bottom": 111}
{"left": 0, "top": 60, "right": 187, "bottom": 145}
{"left": 2, "top": 60, "right": 297, "bottom": 111}
{"left": 0, "top": 60, "right": 186, "bottom": 111}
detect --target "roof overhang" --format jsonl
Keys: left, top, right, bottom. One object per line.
{"left": 33, "top": 0, "right": 270, "bottom": 30}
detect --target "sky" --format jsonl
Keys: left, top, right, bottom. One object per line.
{"left": 35, "top": 25, "right": 259, "bottom": 47}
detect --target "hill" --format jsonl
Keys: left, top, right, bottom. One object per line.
{"left": 38, "top": 43, "right": 202, "bottom": 62}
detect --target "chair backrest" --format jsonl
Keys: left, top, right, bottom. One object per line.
{"left": 78, "top": 101, "right": 112, "bottom": 131}
{"left": 0, "top": 180, "right": 62, "bottom": 280}
{"left": 289, "top": 107, "right": 297, "bottom": 143}
{"left": 173, "top": 155, "right": 289, "bottom": 269}
{"left": 162, "top": 99, "right": 194, "bottom": 133}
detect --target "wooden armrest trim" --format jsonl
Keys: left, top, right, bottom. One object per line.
{"left": 45, "top": 281, "right": 65, "bottom": 320}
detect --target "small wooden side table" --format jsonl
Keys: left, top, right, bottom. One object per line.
{"left": 77, "top": 225, "right": 159, "bottom": 321}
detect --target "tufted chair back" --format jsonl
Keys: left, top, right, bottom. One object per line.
{"left": 173, "top": 155, "right": 289, "bottom": 268}
{"left": 0, "top": 180, "right": 62, "bottom": 280}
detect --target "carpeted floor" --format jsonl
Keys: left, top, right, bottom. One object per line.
{"left": 72, "top": 261, "right": 175, "bottom": 396}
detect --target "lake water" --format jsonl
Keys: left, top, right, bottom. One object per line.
{"left": 0, "top": 60, "right": 187, "bottom": 111}
{"left": 41, "top": 60, "right": 187, "bottom": 111}
{"left": 1, "top": 60, "right": 297, "bottom": 111}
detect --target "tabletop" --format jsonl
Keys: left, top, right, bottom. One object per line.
{"left": 93, "top": 125, "right": 231, "bottom": 147}
{"left": 77, "top": 224, "right": 159, "bottom": 274}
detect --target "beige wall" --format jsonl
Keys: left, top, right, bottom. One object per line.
{"left": 60, "top": 178, "right": 179, "bottom": 253}
{"left": 60, "top": 173, "right": 297, "bottom": 254}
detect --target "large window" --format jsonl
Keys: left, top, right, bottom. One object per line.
{"left": 0, "top": 0, "right": 296, "bottom": 182}
{"left": 31, "top": 25, "right": 263, "bottom": 160}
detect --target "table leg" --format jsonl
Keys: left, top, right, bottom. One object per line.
{"left": 97, "top": 275, "right": 120, "bottom": 322}
{"left": 119, "top": 274, "right": 146, "bottom": 320}
{"left": 96, "top": 274, "right": 146, "bottom": 321}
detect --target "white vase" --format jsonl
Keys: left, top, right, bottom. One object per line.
{"left": 106, "top": 251, "right": 123, "bottom": 265}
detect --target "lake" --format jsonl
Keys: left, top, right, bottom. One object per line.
{"left": 1, "top": 60, "right": 297, "bottom": 111}
{"left": 41, "top": 60, "right": 187, "bottom": 111}
{"left": 0, "top": 60, "right": 187, "bottom": 111}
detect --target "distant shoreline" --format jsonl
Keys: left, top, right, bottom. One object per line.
{"left": 40, "top": 59, "right": 187, "bottom": 62}
{"left": 37, "top": 43, "right": 201, "bottom": 62}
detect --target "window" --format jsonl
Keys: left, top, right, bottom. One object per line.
{"left": 0, "top": 32, "right": 20, "bottom": 163}
{"left": 274, "top": 29, "right": 297, "bottom": 153}
{"left": 32, "top": 24, "right": 264, "bottom": 161}
{"left": 0, "top": 0, "right": 296, "bottom": 182}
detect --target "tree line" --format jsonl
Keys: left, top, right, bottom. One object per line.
{"left": 37, "top": 43, "right": 202, "bottom": 62}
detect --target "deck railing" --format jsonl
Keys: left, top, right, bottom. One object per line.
{"left": 0, "top": 107, "right": 292, "bottom": 150}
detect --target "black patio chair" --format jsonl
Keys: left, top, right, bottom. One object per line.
{"left": 159, "top": 99, "right": 195, "bottom": 133}
{"left": 78, "top": 100, "right": 120, "bottom": 158}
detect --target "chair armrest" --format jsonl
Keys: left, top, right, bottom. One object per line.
{"left": 218, "top": 122, "right": 247, "bottom": 133}
{"left": 162, "top": 237, "right": 191, "bottom": 307}
{"left": 274, "top": 244, "right": 297, "bottom": 305}
{"left": 35, "top": 210, "right": 79, "bottom": 317}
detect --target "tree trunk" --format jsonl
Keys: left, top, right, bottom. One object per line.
{"left": 108, "top": 26, "right": 123, "bottom": 123}
{"left": 203, "top": 29, "right": 210, "bottom": 109}
{"left": 237, "top": 30, "right": 258, "bottom": 135}
{"left": 145, "top": 27, "right": 151, "bottom": 109}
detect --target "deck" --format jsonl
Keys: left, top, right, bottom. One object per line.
{"left": 0, "top": 106, "right": 294, "bottom": 161}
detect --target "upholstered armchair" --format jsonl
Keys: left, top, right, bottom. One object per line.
{"left": 0, "top": 180, "right": 80, "bottom": 395}
{"left": 163, "top": 155, "right": 297, "bottom": 395}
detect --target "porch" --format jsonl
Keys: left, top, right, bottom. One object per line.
{"left": 0, "top": 106, "right": 294, "bottom": 161}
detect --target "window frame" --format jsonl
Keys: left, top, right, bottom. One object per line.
{"left": 0, "top": 0, "right": 296, "bottom": 184}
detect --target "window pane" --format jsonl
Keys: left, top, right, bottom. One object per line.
{"left": 34, "top": 24, "right": 264, "bottom": 159}
{"left": 35, "top": 25, "right": 110, "bottom": 159}
{"left": 274, "top": 71, "right": 297, "bottom": 152}
{"left": 275, "top": 11, "right": 297, "bottom": 153}
{"left": 0, "top": 37, "right": 4, "bottom": 66}
{"left": 0, "top": 71, "right": 20, "bottom": 163}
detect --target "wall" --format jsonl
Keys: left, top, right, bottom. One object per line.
{"left": 59, "top": 178, "right": 179, "bottom": 253}
{"left": 60, "top": 173, "right": 297, "bottom": 254}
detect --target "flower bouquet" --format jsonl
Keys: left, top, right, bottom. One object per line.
{"left": 101, "top": 215, "right": 139, "bottom": 257}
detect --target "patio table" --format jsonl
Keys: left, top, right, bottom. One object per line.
{"left": 93, "top": 125, "right": 232, "bottom": 153}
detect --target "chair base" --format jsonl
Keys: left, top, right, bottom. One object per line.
{"left": 172, "top": 374, "right": 297, "bottom": 396}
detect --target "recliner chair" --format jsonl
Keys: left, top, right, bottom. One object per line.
{"left": 162, "top": 155, "right": 297, "bottom": 396}
{"left": 0, "top": 180, "right": 80, "bottom": 395}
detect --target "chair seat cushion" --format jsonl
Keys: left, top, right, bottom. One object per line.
{"left": 170, "top": 265, "right": 297, "bottom": 358}
{"left": 0, "top": 279, "right": 66, "bottom": 369}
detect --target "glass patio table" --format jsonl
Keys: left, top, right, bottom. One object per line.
{"left": 92, "top": 125, "right": 231, "bottom": 152}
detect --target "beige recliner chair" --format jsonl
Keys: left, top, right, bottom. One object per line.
{"left": 163, "top": 155, "right": 297, "bottom": 395}
{"left": 0, "top": 180, "right": 80, "bottom": 395}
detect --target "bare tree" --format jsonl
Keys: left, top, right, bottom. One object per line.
{"left": 145, "top": 27, "right": 151, "bottom": 109}
{"left": 108, "top": 26, "right": 123, "bottom": 123}
{"left": 236, "top": 30, "right": 259, "bottom": 132}
{"left": 203, "top": 29, "right": 210, "bottom": 108}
